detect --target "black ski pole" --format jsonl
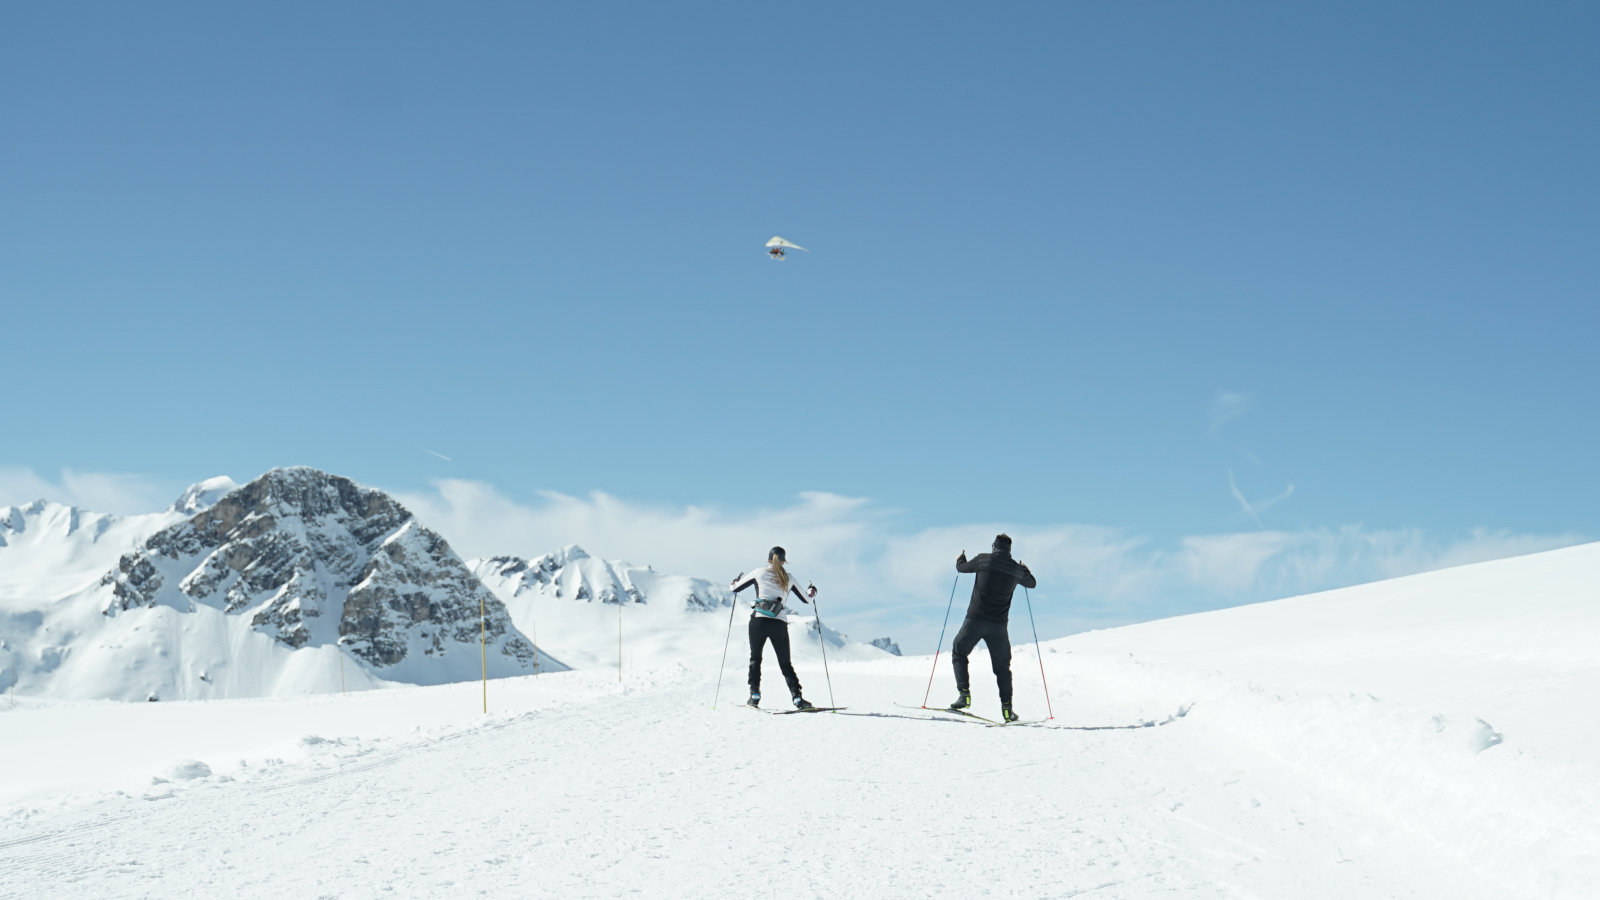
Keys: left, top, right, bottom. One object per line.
{"left": 1022, "top": 585, "right": 1054, "bottom": 720}
{"left": 712, "top": 573, "right": 742, "bottom": 709}
{"left": 809, "top": 583, "right": 836, "bottom": 709}
{"left": 921, "top": 573, "right": 961, "bottom": 708}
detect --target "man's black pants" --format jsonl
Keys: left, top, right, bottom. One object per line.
{"left": 748, "top": 615, "right": 802, "bottom": 697}
{"left": 951, "top": 617, "right": 1012, "bottom": 704}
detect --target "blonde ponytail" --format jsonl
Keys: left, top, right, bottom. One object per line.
{"left": 769, "top": 555, "right": 790, "bottom": 594}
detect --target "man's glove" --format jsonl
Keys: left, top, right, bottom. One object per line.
{"left": 730, "top": 572, "right": 743, "bottom": 588}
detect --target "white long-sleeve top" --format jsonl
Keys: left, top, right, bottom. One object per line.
{"left": 731, "top": 566, "right": 811, "bottom": 618}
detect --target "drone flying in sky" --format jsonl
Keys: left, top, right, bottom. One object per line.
{"left": 765, "top": 236, "right": 808, "bottom": 260}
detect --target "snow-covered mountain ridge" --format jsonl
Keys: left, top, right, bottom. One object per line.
{"left": 0, "top": 481, "right": 235, "bottom": 603}
{"left": 1, "top": 469, "right": 896, "bottom": 700}
{"left": 0, "top": 468, "right": 555, "bottom": 700}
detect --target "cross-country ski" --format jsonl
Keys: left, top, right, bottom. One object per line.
{"left": 747, "top": 705, "right": 848, "bottom": 715}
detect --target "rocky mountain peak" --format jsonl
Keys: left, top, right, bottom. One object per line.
{"left": 101, "top": 467, "right": 546, "bottom": 677}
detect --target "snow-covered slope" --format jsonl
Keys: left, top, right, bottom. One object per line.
{"left": 469, "top": 547, "right": 897, "bottom": 673}
{"left": 0, "top": 477, "right": 236, "bottom": 604}
{"left": 1040, "top": 540, "right": 1600, "bottom": 899}
{"left": 0, "top": 468, "right": 558, "bottom": 701}
{"left": 0, "top": 541, "right": 1595, "bottom": 898}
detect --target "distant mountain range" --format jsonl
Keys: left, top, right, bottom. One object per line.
{"left": 0, "top": 468, "right": 897, "bottom": 700}
{"left": 469, "top": 547, "right": 896, "bottom": 673}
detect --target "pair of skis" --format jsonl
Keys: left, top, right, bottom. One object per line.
{"left": 746, "top": 705, "right": 848, "bottom": 715}
{"left": 894, "top": 703, "right": 1044, "bottom": 727}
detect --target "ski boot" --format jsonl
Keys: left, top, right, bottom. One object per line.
{"left": 1001, "top": 706, "right": 1019, "bottom": 723}
{"left": 746, "top": 692, "right": 760, "bottom": 708}
{"left": 949, "top": 691, "right": 971, "bottom": 711}
{"left": 792, "top": 696, "right": 815, "bottom": 711}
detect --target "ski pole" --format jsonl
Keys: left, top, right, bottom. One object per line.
{"left": 480, "top": 592, "right": 487, "bottom": 714}
{"left": 921, "top": 574, "right": 961, "bottom": 708}
{"left": 1022, "top": 585, "right": 1054, "bottom": 720}
{"left": 809, "top": 584, "right": 836, "bottom": 709}
{"left": 712, "top": 574, "right": 741, "bottom": 708}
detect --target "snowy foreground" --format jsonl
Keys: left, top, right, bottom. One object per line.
{"left": 3, "top": 544, "right": 1597, "bottom": 898}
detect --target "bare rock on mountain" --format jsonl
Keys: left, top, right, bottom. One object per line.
{"left": 101, "top": 467, "right": 545, "bottom": 673}
{"left": 869, "top": 637, "right": 902, "bottom": 656}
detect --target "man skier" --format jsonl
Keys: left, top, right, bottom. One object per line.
{"left": 951, "top": 533, "right": 1036, "bottom": 722}
{"left": 730, "top": 547, "right": 817, "bottom": 710}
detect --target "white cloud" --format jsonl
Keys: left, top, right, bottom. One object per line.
{"left": 1181, "top": 531, "right": 1292, "bottom": 594}
{"left": 0, "top": 467, "right": 172, "bottom": 515}
{"left": 392, "top": 478, "right": 1590, "bottom": 650}
{"left": 392, "top": 479, "right": 882, "bottom": 591}
{"left": 7, "top": 465, "right": 1581, "bottom": 651}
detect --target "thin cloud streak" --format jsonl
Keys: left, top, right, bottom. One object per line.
{"left": 1230, "top": 470, "right": 1295, "bottom": 530}
{"left": 1229, "top": 470, "right": 1264, "bottom": 529}
{"left": 1209, "top": 391, "right": 1251, "bottom": 437}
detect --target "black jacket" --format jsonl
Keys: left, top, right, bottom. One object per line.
{"left": 956, "top": 550, "right": 1036, "bottom": 623}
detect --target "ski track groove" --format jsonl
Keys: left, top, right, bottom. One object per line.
{"left": 0, "top": 713, "right": 540, "bottom": 886}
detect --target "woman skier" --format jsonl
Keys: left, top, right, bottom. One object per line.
{"left": 730, "top": 547, "right": 816, "bottom": 709}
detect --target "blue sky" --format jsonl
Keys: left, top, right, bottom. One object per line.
{"left": 3, "top": 3, "right": 1596, "bottom": 647}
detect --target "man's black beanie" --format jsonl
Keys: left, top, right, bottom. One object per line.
{"left": 993, "top": 533, "right": 1012, "bottom": 552}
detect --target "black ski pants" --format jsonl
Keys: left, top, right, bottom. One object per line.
{"left": 748, "top": 615, "right": 802, "bottom": 698}
{"left": 951, "top": 617, "right": 1013, "bottom": 705}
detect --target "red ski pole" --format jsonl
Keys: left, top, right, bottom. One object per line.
{"left": 920, "top": 574, "right": 961, "bottom": 708}
{"left": 1022, "top": 585, "right": 1054, "bottom": 720}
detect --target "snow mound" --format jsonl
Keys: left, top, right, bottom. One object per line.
{"left": 161, "top": 760, "right": 212, "bottom": 782}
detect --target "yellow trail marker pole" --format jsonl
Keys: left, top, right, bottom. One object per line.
{"left": 480, "top": 594, "right": 487, "bottom": 714}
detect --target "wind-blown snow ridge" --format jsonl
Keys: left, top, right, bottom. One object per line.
{"left": 168, "top": 476, "right": 239, "bottom": 516}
